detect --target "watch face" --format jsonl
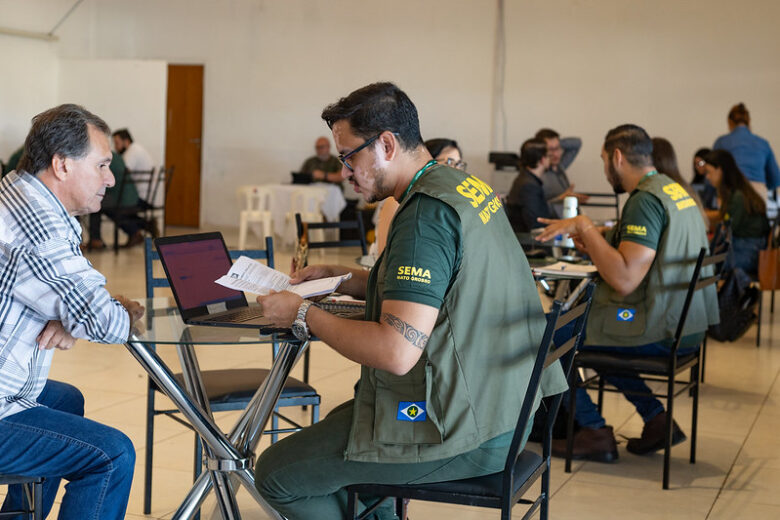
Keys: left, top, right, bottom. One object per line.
{"left": 292, "top": 321, "right": 307, "bottom": 340}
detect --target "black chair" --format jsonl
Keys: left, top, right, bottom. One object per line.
{"left": 141, "top": 237, "right": 321, "bottom": 514}
{"left": 346, "top": 283, "right": 595, "bottom": 520}
{"left": 564, "top": 247, "right": 726, "bottom": 489}
{"left": 756, "top": 216, "right": 778, "bottom": 347}
{"left": 294, "top": 212, "right": 367, "bottom": 386}
{"left": 0, "top": 475, "right": 43, "bottom": 520}
{"left": 110, "top": 168, "right": 154, "bottom": 254}
{"left": 579, "top": 192, "right": 620, "bottom": 221}
{"left": 141, "top": 165, "right": 174, "bottom": 237}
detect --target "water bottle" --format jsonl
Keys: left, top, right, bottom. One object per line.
{"left": 554, "top": 196, "right": 578, "bottom": 249}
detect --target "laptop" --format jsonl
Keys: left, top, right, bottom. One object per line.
{"left": 291, "top": 171, "right": 313, "bottom": 184}
{"left": 154, "top": 232, "right": 275, "bottom": 329}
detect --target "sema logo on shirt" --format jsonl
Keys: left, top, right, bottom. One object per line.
{"left": 397, "top": 265, "right": 431, "bottom": 284}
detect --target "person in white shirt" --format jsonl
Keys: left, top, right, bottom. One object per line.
{"left": 112, "top": 128, "right": 154, "bottom": 172}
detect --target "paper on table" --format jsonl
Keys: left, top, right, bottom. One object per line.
{"left": 215, "top": 256, "right": 352, "bottom": 298}
{"left": 532, "top": 261, "right": 598, "bottom": 278}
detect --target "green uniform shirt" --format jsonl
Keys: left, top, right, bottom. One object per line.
{"left": 300, "top": 155, "right": 341, "bottom": 175}
{"left": 724, "top": 190, "right": 770, "bottom": 238}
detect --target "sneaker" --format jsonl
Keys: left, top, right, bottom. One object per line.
{"left": 551, "top": 426, "right": 619, "bottom": 463}
{"left": 626, "top": 412, "right": 687, "bottom": 455}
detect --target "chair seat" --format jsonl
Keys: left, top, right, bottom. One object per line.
{"left": 349, "top": 450, "right": 543, "bottom": 504}
{"left": 576, "top": 351, "right": 699, "bottom": 375}
{"left": 0, "top": 475, "right": 43, "bottom": 485}
{"left": 152, "top": 368, "right": 318, "bottom": 404}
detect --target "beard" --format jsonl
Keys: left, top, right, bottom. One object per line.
{"left": 607, "top": 161, "right": 626, "bottom": 194}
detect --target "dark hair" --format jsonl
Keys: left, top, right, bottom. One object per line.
{"left": 692, "top": 147, "right": 711, "bottom": 184}
{"left": 519, "top": 138, "right": 548, "bottom": 169}
{"left": 652, "top": 137, "right": 706, "bottom": 214}
{"left": 603, "top": 124, "right": 653, "bottom": 167}
{"left": 727, "top": 103, "right": 750, "bottom": 126}
{"left": 425, "top": 138, "right": 460, "bottom": 159}
{"left": 704, "top": 149, "right": 765, "bottom": 216}
{"left": 18, "top": 104, "right": 110, "bottom": 175}
{"left": 534, "top": 128, "right": 560, "bottom": 141}
{"left": 112, "top": 128, "right": 133, "bottom": 143}
{"left": 321, "top": 82, "right": 423, "bottom": 151}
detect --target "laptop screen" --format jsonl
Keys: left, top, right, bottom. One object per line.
{"left": 156, "top": 237, "right": 244, "bottom": 311}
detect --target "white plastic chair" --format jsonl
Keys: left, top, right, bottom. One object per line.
{"left": 285, "top": 189, "right": 324, "bottom": 248}
{"left": 237, "top": 185, "right": 273, "bottom": 249}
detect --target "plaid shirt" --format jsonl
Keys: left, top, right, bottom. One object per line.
{"left": 0, "top": 171, "right": 129, "bottom": 419}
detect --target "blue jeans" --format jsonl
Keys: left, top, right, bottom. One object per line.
{"left": 731, "top": 235, "right": 765, "bottom": 277}
{"left": 553, "top": 321, "right": 699, "bottom": 430}
{"left": 0, "top": 380, "right": 135, "bottom": 520}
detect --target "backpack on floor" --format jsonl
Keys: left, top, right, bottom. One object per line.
{"left": 707, "top": 266, "right": 759, "bottom": 342}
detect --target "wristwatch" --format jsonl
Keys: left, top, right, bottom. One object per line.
{"left": 291, "top": 300, "right": 313, "bottom": 341}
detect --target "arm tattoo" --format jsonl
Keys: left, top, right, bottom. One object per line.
{"left": 382, "top": 312, "right": 429, "bottom": 350}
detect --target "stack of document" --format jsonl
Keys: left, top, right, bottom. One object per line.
{"left": 531, "top": 261, "right": 598, "bottom": 278}
{"left": 215, "top": 256, "right": 352, "bottom": 298}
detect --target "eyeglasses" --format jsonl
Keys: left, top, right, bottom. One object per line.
{"left": 338, "top": 134, "right": 381, "bottom": 172}
{"left": 442, "top": 157, "right": 468, "bottom": 171}
{"left": 695, "top": 159, "right": 706, "bottom": 168}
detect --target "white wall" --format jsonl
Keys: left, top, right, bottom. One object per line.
{"left": 57, "top": 59, "right": 167, "bottom": 164}
{"left": 0, "top": 34, "right": 58, "bottom": 160}
{"left": 3, "top": 0, "right": 780, "bottom": 226}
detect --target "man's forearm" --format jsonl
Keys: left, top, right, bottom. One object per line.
{"left": 579, "top": 224, "right": 640, "bottom": 295}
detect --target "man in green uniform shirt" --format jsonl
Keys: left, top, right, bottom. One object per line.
{"left": 254, "top": 82, "right": 567, "bottom": 520}
{"left": 300, "top": 136, "right": 343, "bottom": 183}
{"left": 537, "top": 124, "right": 718, "bottom": 462}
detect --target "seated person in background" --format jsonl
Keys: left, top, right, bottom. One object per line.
{"left": 691, "top": 147, "right": 719, "bottom": 210}
{"left": 374, "top": 137, "right": 467, "bottom": 253}
{"left": 112, "top": 128, "right": 154, "bottom": 172}
{"left": 2, "top": 146, "right": 24, "bottom": 177}
{"left": 537, "top": 124, "right": 718, "bottom": 462}
{"left": 0, "top": 104, "right": 144, "bottom": 520}
{"left": 651, "top": 137, "right": 708, "bottom": 227}
{"left": 87, "top": 151, "right": 153, "bottom": 249}
{"left": 703, "top": 149, "right": 770, "bottom": 275}
{"left": 506, "top": 138, "right": 554, "bottom": 232}
{"left": 254, "top": 82, "right": 566, "bottom": 520}
{"left": 301, "top": 136, "right": 342, "bottom": 183}
{"left": 535, "top": 128, "right": 588, "bottom": 216}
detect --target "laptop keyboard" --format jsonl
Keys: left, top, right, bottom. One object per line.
{"left": 207, "top": 307, "right": 266, "bottom": 323}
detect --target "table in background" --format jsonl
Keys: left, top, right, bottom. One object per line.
{"left": 266, "top": 183, "right": 347, "bottom": 239}
{"left": 124, "top": 298, "right": 302, "bottom": 520}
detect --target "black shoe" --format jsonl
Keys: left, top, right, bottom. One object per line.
{"left": 145, "top": 219, "right": 161, "bottom": 238}
{"left": 124, "top": 231, "right": 145, "bottom": 248}
{"left": 551, "top": 426, "right": 619, "bottom": 463}
{"left": 626, "top": 412, "right": 687, "bottom": 455}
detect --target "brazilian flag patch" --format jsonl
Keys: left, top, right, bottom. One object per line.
{"left": 617, "top": 308, "right": 635, "bottom": 322}
{"left": 397, "top": 401, "right": 427, "bottom": 422}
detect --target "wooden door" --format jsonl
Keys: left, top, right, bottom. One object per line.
{"left": 165, "top": 64, "right": 203, "bottom": 227}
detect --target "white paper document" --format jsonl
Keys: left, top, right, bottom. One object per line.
{"left": 215, "top": 256, "right": 352, "bottom": 298}
{"left": 532, "top": 261, "right": 598, "bottom": 278}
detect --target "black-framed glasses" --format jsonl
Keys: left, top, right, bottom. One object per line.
{"left": 338, "top": 133, "right": 381, "bottom": 172}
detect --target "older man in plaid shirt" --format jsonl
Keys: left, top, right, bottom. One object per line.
{"left": 0, "top": 104, "right": 144, "bottom": 520}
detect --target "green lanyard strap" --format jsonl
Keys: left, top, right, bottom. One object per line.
{"left": 400, "top": 160, "right": 438, "bottom": 201}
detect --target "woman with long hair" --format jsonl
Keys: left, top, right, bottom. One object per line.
{"left": 703, "top": 149, "right": 770, "bottom": 275}
{"left": 690, "top": 147, "right": 718, "bottom": 210}
{"left": 651, "top": 137, "right": 708, "bottom": 226}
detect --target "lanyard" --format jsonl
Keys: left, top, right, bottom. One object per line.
{"left": 400, "top": 160, "right": 438, "bottom": 202}
{"left": 638, "top": 169, "right": 658, "bottom": 185}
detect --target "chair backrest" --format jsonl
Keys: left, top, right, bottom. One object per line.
{"left": 579, "top": 192, "right": 620, "bottom": 221}
{"left": 238, "top": 185, "right": 272, "bottom": 213}
{"left": 126, "top": 168, "right": 156, "bottom": 204}
{"left": 502, "top": 282, "right": 595, "bottom": 499}
{"left": 148, "top": 166, "right": 174, "bottom": 209}
{"left": 670, "top": 247, "right": 727, "bottom": 355}
{"left": 144, "top": 236, "right": 275, "bottom": 298}
{"left": 290, "top": 189, "right": 322, "bottom": 215}
{"left": 295, "top": 212, "right": 368, "bottom": 255}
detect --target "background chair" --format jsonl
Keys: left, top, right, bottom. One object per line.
{"left": 578, "top": 192, "right": 620, "bottom": 222}
{"left": 237, "top": 185, "right": 273, "bottom": 249}
{"left": 756, "top": 216, "right": 778, "bottom": 346}
{"left": 564, "top": 247, "right": 726, "bottom": 489}
{"left": 285, "top": 190, "right": 323, "bottom": 247}
{"left": 109, "top": 168, "right": 154, "bottom": 254}
{"left": 142, "top": 165, "right": 174, "bottom": 237}
{"left": 0, "top": 475, "right": 43, "bottom": 520}
{"left": 346, "top": 283, "right": 595, "bottom": 520}
{"left": 142, "top": 237, "right": 320, "bottom": 514}
{"left": 294, "top": 212, "right": 368, "bottom": 386}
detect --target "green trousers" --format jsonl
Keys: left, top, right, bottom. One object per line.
{"left": 254, "top": 400, "right": 524, "bottom": 520}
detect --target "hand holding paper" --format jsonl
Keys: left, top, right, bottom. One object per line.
{"left": 215, "top": 256, "right": 351, "bottom": 298}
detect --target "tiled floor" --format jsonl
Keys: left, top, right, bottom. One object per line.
{"left": 3, "top": 225, "right": 780, "bottom": 519}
